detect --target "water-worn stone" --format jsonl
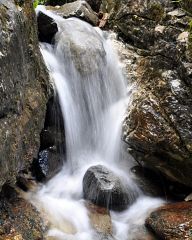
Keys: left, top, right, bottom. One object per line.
{"left": 0, "top": 0, "right": 50, "bottom": 190}
{"left": 0, "top": 185, "right": 44, "bottom": 240}
{"left": 108, "top": 0, "right": 192, "bottom": 187}
{"left": 146, "top": 201, "right": 192, "bottom": 240}
{"left": 54, "top": 17, "right": 106, "bottom": 76}
{"left": 85, "top": 202, "right": 112, "bottom": 235}
{"left": 47, "top": 1, "right": 99, "bottom": 26}
{"left": 83, "top": 165, "right": 131, "bottom": 211}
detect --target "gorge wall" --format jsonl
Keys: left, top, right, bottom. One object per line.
{"left": 0, "top": 0, "right": 50, "bottom": 189}
{"left": 110, "top": 0, "right": 192, "bottom": 187}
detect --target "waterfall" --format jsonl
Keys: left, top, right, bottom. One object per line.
{"left": 30, "top": 6, "right": 164, "bottom": 240}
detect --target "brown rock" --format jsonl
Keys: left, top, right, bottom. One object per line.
{"left": 85, "top": 202, "right": 112, "bottom": 235}
{"left": 146, "top": 201, "right": 192, "bottom": 240}
{"left": 109, "top": 0, "right": 192, "bottom": 187}
{"left": 0, "top": 185, "right": 45, "bottom": 240}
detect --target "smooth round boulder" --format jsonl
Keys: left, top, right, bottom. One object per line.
{"left": 83, "top": 165, "right": 132, "bottom": 211}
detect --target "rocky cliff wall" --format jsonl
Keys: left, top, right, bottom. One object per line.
{"left": 0, "top": 0, "right": 50, "bottom": 189}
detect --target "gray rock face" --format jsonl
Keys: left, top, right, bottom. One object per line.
{"left": 83, "top": 165, "right": 133, "bottom": 211}
{"left": 109, "top": 0, "right": 192, "bottom": 187}
{"left": 45, "top": 0, "right": 102, "bottom": 12}
{"left": 47, "top": 1, "right": 99, "bottom": 26}
{"left": 0, "top": 0, "right": 50, "bottom": 189}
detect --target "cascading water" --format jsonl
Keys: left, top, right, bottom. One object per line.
{"left": 29, "top": 6, "right": 164, "bottom": 240}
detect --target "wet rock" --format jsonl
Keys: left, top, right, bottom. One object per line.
{"left": 37, "top": 11, "right": 58, "bottom": 43}
{"left": 47, "top": 1, "right": 99, "bottom": 26}
{"left": 32, "top": 148, "right": 63, "bottom": 181}
{"left": 83, "top": 165, "right": 131, "bottom": 211}
{"left": 32, "top": 95, "right": 65, "bottom": 182}
{"left": 130, "top": 166, "right": 166, "bottom": 198}
{"left": 146, "top": 201, "right": 192, "bottom": 240}
{"left": 0, "top": 0, "right": 50, "bottom": 190}
{"left": 0, "top": 185, "right": 44, "bottom": 240}
{"left": 109, "top": 0, "right": 192, "bottom": 187}
{"left": 85, "top": 202, "right": 112, "bottom": 235}
{"left": 53, "top": 17, "right": 106, "bottom": 76}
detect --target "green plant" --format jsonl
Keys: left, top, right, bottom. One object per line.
{"left": 33, "top": 0, "right": 47, "bottom": 8}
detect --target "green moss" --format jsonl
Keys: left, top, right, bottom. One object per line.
{"left": 33, "top": 0, "right": 47, "bottom": 8}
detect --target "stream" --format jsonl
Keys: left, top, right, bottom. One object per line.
{"left": 29, "top": 7, "right": 164, "bottom": 240}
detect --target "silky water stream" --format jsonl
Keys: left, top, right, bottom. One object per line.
{"left": 29, "top": 7, "right": 164, "bottom": 240}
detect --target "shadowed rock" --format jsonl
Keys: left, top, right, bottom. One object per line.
{"left": 37, "top": 11, "right": 58, "bottom": 43}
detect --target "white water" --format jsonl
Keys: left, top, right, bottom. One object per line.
{"left": 30, "top": 7, "right": 164, "bottom": 240}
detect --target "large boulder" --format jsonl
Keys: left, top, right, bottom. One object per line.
{"left": 83, "top": 165, "right": 136, "bottom": 211}
{"left": 109, "top": 0, "right": 192, "bottom": 187}
{"left": 0, "top": 0, "right": 50, "bottom": 189}
{"left": 146, "top": 201, "right": 192, "bottom": 240}
{"left": 53, "top": 17, "right": 106, "bottom": 76}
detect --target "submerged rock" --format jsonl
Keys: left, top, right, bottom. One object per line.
{"left": 146, "top": 201, "right": 192, "bottom": 240}
{"left": 0, "top": 0, "right": 50, "bottom": 190}
{"left": 47, "top": 1, "right": 99, "bottom": 26}
{"left": 83, "top": 165, "right": 132, "bottom": 211}
{"left": 85, "top": 202, "right": 112, "bottom": 235}
{"left": 54, "top": 17, "right": 106, "bottom": 76}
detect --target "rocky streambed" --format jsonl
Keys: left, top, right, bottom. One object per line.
{"left": 0, "top": 0, "right": 192, "bottom": 239}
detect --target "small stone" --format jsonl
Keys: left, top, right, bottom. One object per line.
{"left": 154, "top": 25, "right": 165, "bottom": 34}
{"left": 177, "top": 31, "right": 189, "bottom": 43}
{"left": 185, "top": 193, "right": 192, "bottom": 201}
{"left": 167, "top": 9, "right": 186, "bottom": 17}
